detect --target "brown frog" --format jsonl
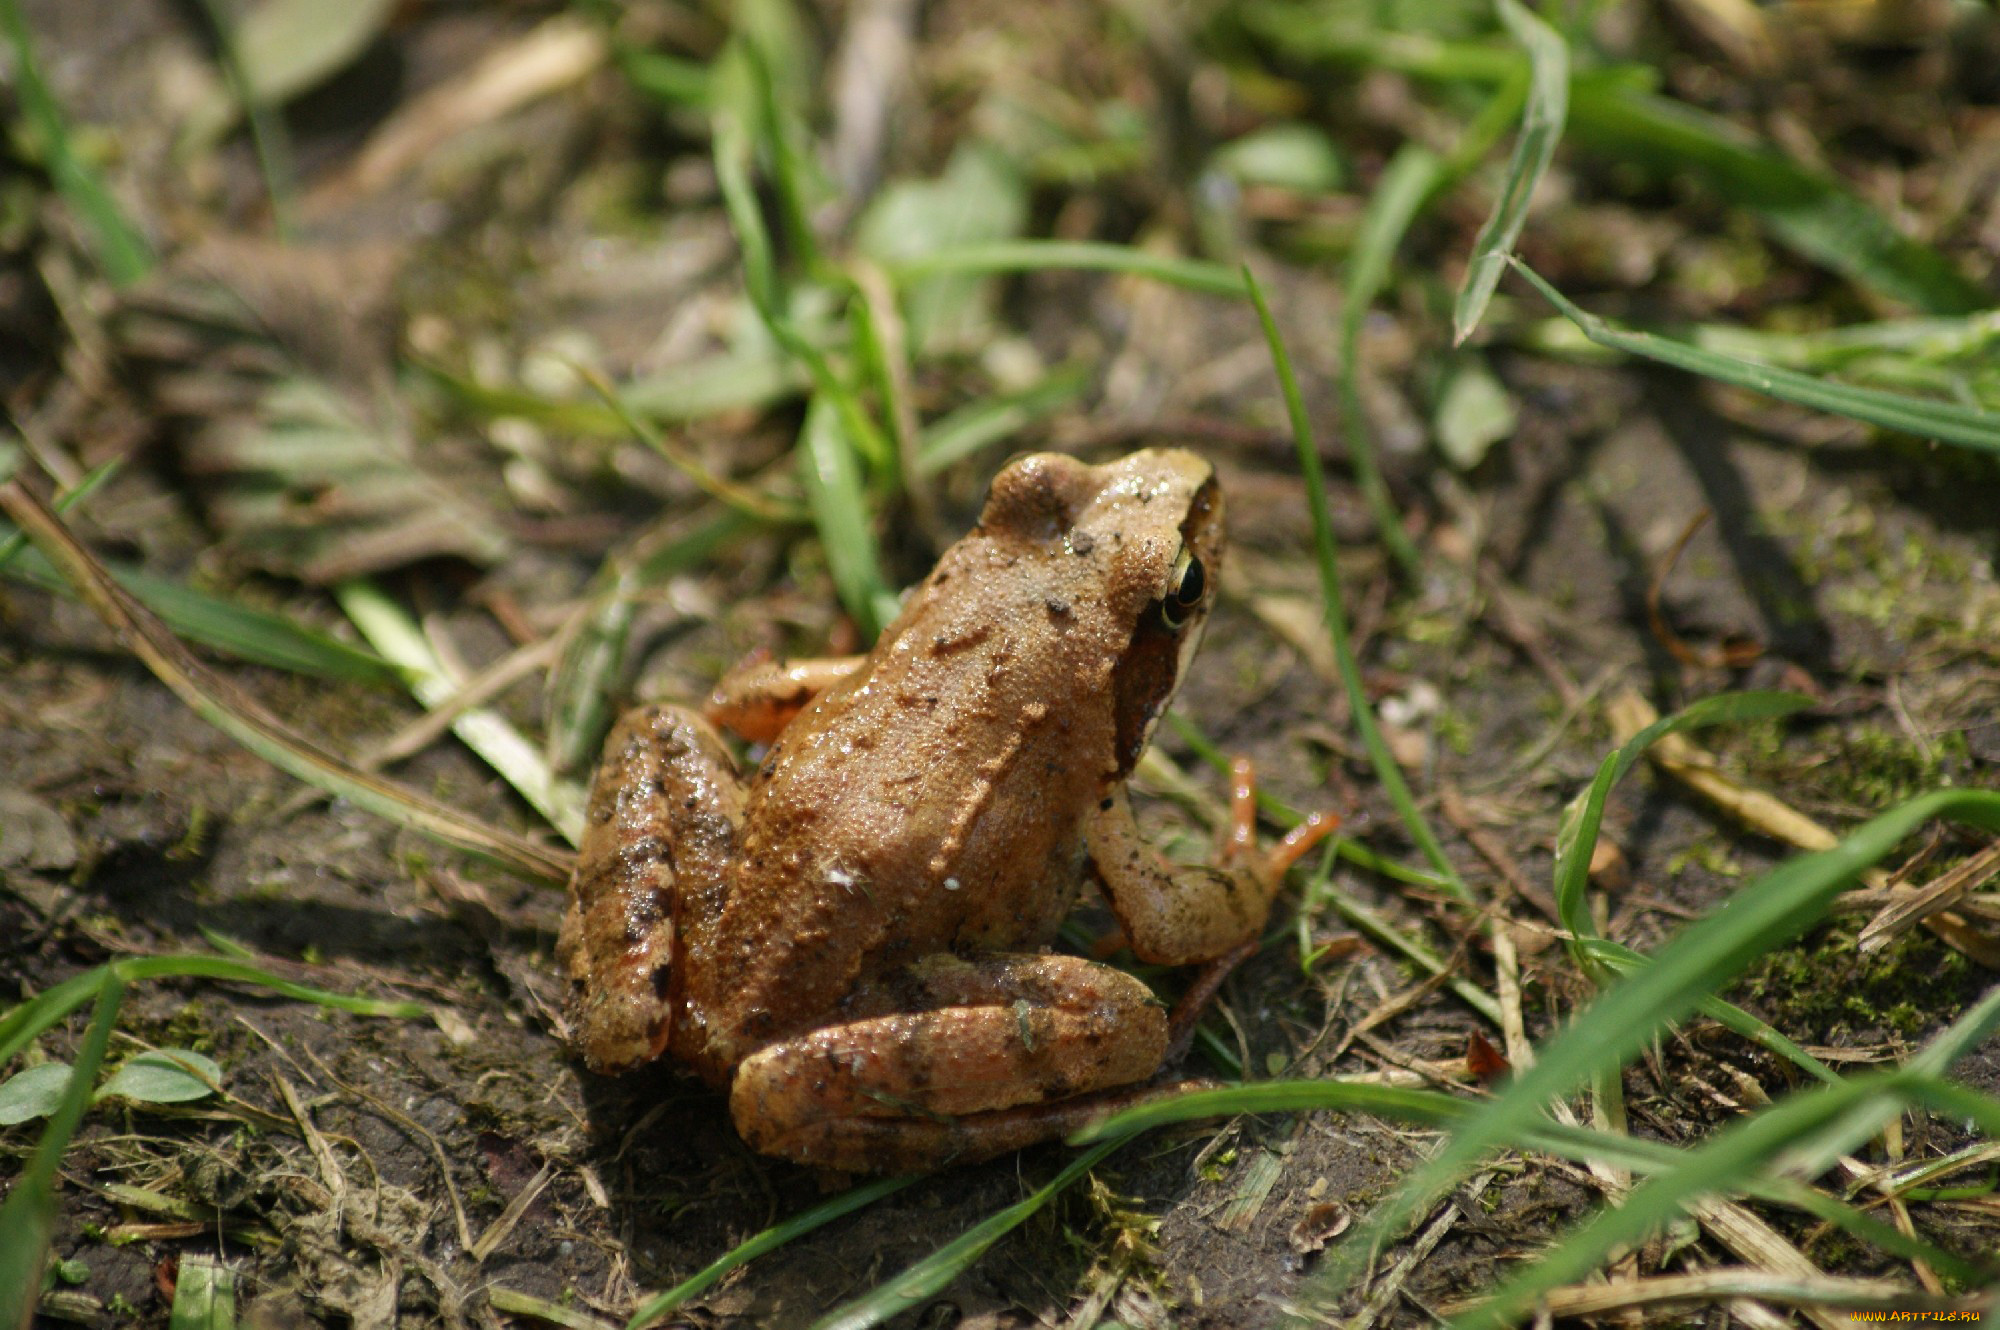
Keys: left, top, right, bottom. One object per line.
{"left": 558, "top": 449, "right": 1331, "bottom": 1172}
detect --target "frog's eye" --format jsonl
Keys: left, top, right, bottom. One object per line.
{"left": 1160, "top": 550, "right": 1208, "bottom": 629}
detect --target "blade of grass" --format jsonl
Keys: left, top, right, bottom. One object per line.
{"left": 168, "top": 1257, "right": 237, "bottom": 1330}
{"left": 1566, "top": 80, "right": 1988, "bottom": 317}
{"left": 1238, "top": 11, "right": 1985, "bottom": 315}
{"left": 798, "top": 395, "right": 899, "bottom": 637}
{"left": 1247, "top": 265, "right": 1471, "bottom": 906}
{"left": 414, "top": 353, "right": 808, "bottom": 435}
{"left": 1456, "top": 988, "right": 2000, "bottom": 1330}
{"left": 1075, "top": 1081, "right": 1989, "bottom": 1284}
{"left": 1336, "top": 144, "right": 1436, "bottom": 578}
{"left": 1, "top": 957, "right": 426, "bottom": 1072}
{"left": 916, "top": 365, "right": 1093, "bottom": 476}
{"left": 0, "top": 452, "right": 120, "bottom": 573}
{"left": 0, "top": 0, "right": 154, "bottom": 285}
{"left": 810, "top": 1139, "right": 1126, "bottom": 1330}
{"left": 0, "top": 969, "right": 122, "bottom": 1330}
{"left": 0, "top": 477, "right": 571, "bottom": 884}
{"left": 189, "top": 0, "right": 297, "bottom": 240}
{"left": 1, "top": 547, "right": 402, "bottom": 685}
{"left": 713, "top": 81, "right": 893, "bottom": 475}
{"left": 545, "top": 509, "right": 760, "bottom": 775}
{"left": 1777, "top": 984, "right": 2000, "bottom": 1179}
{"left": 886, "top": 240, "right": 1246, "bottom": 297}
{"left": 335, "top": 578, "right": 588, "bottom": 846}
{"left": 1302, "top": 786, "right": 2000, "bottom": 1311}
{"left": 1511, "top": 259, "right": 2000, "bottom": 453}
{"left": 1452, "top": 1074, "right": 1917, "bottom": 1329}
{"left": 1452, "top": 0, "right": 1568, "bottom": 344}
{"left": 626, "top": 1175, "right": 915, "bottom": 1328}
{"left": 571, "top": 364, "right": 804, "bottom": 524}
{"left": 1552, "top": 691, "right": 1815, "bottom": 954}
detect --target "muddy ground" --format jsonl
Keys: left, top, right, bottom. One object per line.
{"left": 4, "top": 2, "right": 2000, "bottom": 1327}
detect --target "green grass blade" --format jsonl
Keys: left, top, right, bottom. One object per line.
{"left": 1075, "top": 1081, "right": 1989, "bottom": 1284}
{"left": 886, "top": 241, "right": 1246, "bottom": 297}
{"left": 1452, "top": 1073, "right": 1898, "bottom": 1330}
{"left": 572, "top": 365, "right": 804, "bottom": 524}
{"left": 798, "top": 395, "right": 898, "bottom": 638}
{"left": 1304, "top": 786, "right": 2000, "bottom": 1310}
{"left": 1247, "top": 265, "right": 1471, "bottom": 905}
{"left": 810, "top": 1139, "right": 1126, "bottom": 1330}
{"left": 1513, "top": 260, "right": 2000, "bottom": 452}
{"left": 1567, "top": 81, "right": 1988, "bottom": 316}
{"left": 1452, "top": 0, "right": 1568, "bottom": 345}
{"left": 168, "top": 1257, "right": 237, "bottom": 1330}
{"left": 1553, "top": 691, "right": 1814, "bottom": 951}
{"left": 626, "top": 1176, "right": 915, "bottom": 1328}
{"left": 189, "top": 0, "right": 297, "bottom": 240}
{"left": 1584, "top": 940, "right": 1832, "bottom": 1088}
{"left": 916, "top": 366, "right": 1093, "bottom": 476}
{"left": 1778, "top": 984, "right": 2000, "bottom": 1178}
{"left": 1458, "top": 991, "right": 2000, "bottom": 1330}
{"left": 1907, "top": 1078, "right": 2000, "bottom": 1141}
{"left": 0, "top": 547, "right": 402, "bottom": 685}
{"left": 0, "top": 0, "right": 155, "bottom": 285}
{"left": 2, "top": 450, "right": 395, "bottom": 682}
{"left": 546, "top": 510, "right": 762, "bottom": 775}
{"left": 0, "top": 479, "right": 570, "bottom": 884}
{"left": 0, "top": 453, "right": 121, "bottom": 574}
{"left": 108, "top": 955, "right": 431, "bottom": 1020}
{"left": 336, "top": 578, "right": 588, "bottom": 845}
{"left": 0, "top": 970, "right": 104, "bottom": 1070}
{"left": 1338, "top": 144, "right": 1437, "bottom": 578}
{"left": 2, "top": 957, "right": 424, "bottom": 1080}
{"left": 0, "top": 970, "right": 123, "bottom": 1330}
{"left": 1240, "top": 13, "right": 1983, "bottom": 313}
{"left": 713, "top": 90, "right": 894, "bottom": 477}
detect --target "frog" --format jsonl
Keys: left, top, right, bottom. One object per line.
{"left": 557, "top": 448, "right": 1333, "bottom": 1173}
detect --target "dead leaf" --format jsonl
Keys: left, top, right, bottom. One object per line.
{"left": 1288, "top": 1201, "right": 1352, "bottom": 1255}
{"left": 117, "top": 236, "right": 509, "bottom": 581}
{"left": 1466, "top": 1030, "right": 1511, "bottom": 1084}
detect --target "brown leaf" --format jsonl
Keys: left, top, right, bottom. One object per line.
{"left": 1288, "top": 1201, "right": 1351, "bottom": 1255}
{"left": 1466, "top": 1030, "right": 1511, "bottom": 1084}
{"left": 116, "top": 236, "right": 508, "bottom": 581}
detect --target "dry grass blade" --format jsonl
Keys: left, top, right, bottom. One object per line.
{"left": 1858, "top": 838, "right": 2000, "bottom": 954}
{"left": 1604, "top": 688, "right": 1888, "bottom": 890}
{"left": 1459, "top": 1270, "right": 1973, "bottom": 1318}
{"left": 0, "top": 476, "right": 571, "bottom": 886}
{"left": 307, "top": 13, "right": 609, "bottom": 207}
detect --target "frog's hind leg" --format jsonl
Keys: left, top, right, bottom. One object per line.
{"left": 727, "top": 953, "right": 1167, "bottom": 1172}
{"left": 558, "top": 705, "right": 744, "bottom": 1077}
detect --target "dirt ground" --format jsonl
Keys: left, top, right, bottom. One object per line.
{"left": 4, "top": 2, "right": 2000, "bottom": 1328}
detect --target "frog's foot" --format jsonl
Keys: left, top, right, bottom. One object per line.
{"left": 727, "top": 953, "right": 1167, "bottom": 1172}
{"left": 703, "top": 652, "right": 867, "bottom": 743}
{"left": 558, "top": 705, "right": 745, "bottom": 1076}
{"left": 1086, "top": 760, "right": 1340, "bottom": 968}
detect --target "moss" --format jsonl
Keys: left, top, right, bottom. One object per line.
{"left": 1818, "top": 726, "right": 1968, "bottom": 808}
{"left": 1736, "top": 928, "right": 1974, "bottom": 1043}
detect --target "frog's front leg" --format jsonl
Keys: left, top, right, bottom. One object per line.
{"left": 559, "top": 705, "right": 744, "bottom": 1078}
{"left": 728, "top": 953, "right": 1167, "bottom": 1172}
{"left": 703, "top": 653, "right": 867, "bottom": 742}
{"left": 1085, "top": 770, "right": 1337, "bottom": 965}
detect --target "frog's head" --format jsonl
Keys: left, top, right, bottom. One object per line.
{"left": 980, "top": 448, "right": 1223, "bottom": 776}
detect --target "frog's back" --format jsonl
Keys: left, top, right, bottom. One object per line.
{"left": 704, "top": 570, "right": 1129, "bottom": 1047}
{"left": 691, "top": 448, "right": 1216, "bottom": 1058}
